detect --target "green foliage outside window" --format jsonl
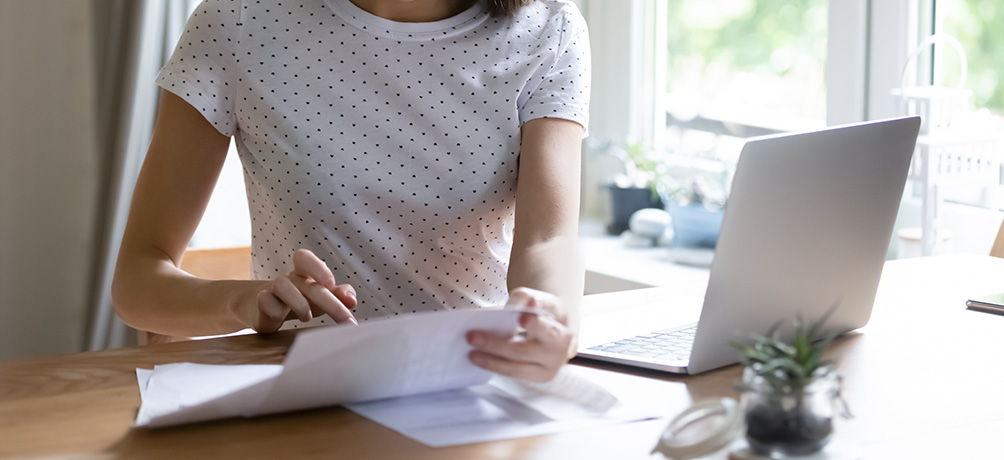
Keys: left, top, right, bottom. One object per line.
{"left": 663, "top": 0, "right": 1001, "bottom": 118}
{"left": 942, "top": 0, "right": 1003, "bottom": 114}
{"left": 663, "top": 0, "right": 827, "bottom": 129}
{"left": 665, "top": 0, "right": 826, "bottom": 81}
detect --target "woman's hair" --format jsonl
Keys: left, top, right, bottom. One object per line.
{"left": 485, "top": 0, "right": 534, "bottom": 17}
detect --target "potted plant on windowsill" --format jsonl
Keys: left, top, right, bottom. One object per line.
{"left": 659, "top": 159, "right": 728, "bottom": 248}
{"left": 607, "top": 140, "right": 664, "bottom": 235}
{"left": 731, "top": 311, "right": 853, "bottom": 457}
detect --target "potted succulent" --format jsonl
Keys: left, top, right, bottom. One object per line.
{"left": 607, "top": 140, "right": 664, "bottom": 234}
{"left": 658, "top": 158, "right": 728, "bottom": 248}
{"left": 732, "top": 311, "right": 852, "bottom": 457}
{"left": 605, "top": 141, "right": 729, "bottom": 243}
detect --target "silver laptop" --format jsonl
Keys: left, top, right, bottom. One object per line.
{"left": 577, "top": 116, "right": 921, "bottom": 374}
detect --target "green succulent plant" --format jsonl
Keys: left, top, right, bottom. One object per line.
{"left": 732, "top": 308, "right": 838, "bottom": 394}
{"left": 733, "top": 306, "right": 853, "bottom": 456}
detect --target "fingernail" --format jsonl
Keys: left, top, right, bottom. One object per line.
{"left": 470, "top": 353, "right": 485, "bottom": 366}
{"left": 348, "top": 317, "right": 358, "bottom": 325}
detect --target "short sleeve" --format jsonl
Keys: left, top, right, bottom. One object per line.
{"left": 155, "top": 0, "right": 241, "bottom": 137}
{"left": 518, "top": 4, "right": 591, "bottom": 136}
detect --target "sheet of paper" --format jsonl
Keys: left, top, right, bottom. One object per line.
{"left": 135, "top": 363, "right": 281, "bottom": 427}
{"left": 344, "top": 365, "right": 674, "bottom": 447}
{"left": 487, "top": 366, "right": 620, "bottom": 420}
{"left": 134, "top": 308, "right": 523, "bottom": 428}
{"left": 255, "top": 308, "right": 522, "bottom": 416}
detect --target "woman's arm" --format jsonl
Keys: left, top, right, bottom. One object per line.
{"left": 112, "top": 90, "right": 356, "bottom": 337}
{"left": 507, "top": 117, "right": 584, "bottom": 335}
{"left": 466, "top": 117, "right": 585, "bottom": 382}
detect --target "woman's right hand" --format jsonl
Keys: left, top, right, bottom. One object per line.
{"left": 254, "top": 249, "right": 358, "bottom": 333}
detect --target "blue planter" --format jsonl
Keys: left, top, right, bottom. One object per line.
{"left": 668, "top": 202, "right": 724, "bottom": 248}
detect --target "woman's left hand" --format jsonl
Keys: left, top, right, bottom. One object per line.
{"left": 466, "top": 287, "right": 576, "bottom": 383}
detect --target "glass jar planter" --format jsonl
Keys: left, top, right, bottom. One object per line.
{"left": 739, "top": 366, "right": 843, "bottom": 457}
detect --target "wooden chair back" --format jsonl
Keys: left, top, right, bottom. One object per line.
{"left": 179, "top": 245, "right": 253, "bottom": 280}
{"left": 140, "top": 245, "right": 252, "bottom": 345}
{"left": 992, "top": 219, "right": 1004, "bottom": 258}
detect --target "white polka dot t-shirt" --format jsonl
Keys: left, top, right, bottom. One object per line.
{"left": 156, "top": 0, "right": 590, "bottom": 323}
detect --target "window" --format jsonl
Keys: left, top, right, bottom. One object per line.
{"left": 657, "top": 0, "right": 829, "bottom": 195}
{"left": 583, "top": 0, "right": 835, "bottom": 217}
{"left": 938, "top": 0, "right": 1003, "bottom": 115}
{"left": 897, "top": 0, "right": 1004, "bottom": 255}
{"left": 663, "top": 0, "right": 828, "bottom": 134}
{"left": 582, "top": 0, "right": 1003, "bottom": 255}
{"left": 939, "top": 0, "right": 1004, "bottom": 215}
{"left": 582, "top": 0, "right": 837, "bottom": 221}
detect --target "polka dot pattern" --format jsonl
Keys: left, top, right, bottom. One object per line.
{"left": 155, "top": 0, "right": 590, "bottom": 325}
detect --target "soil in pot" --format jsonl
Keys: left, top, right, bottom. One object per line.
{"left": 744, "top": 404, "right": 833, "bottom": 456}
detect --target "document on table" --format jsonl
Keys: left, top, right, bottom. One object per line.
{"left": 134, "top": 307, "right": 674, "bottom": 445}
{"left": 135, "top": 308, "right": 524, "bottom": 428}
{"left": 344, "top": 365, "right": 673, "bottom": 447}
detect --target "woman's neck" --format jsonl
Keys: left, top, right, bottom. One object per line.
{"left": 348, "top": 0, "right": 477, "bottom": 23}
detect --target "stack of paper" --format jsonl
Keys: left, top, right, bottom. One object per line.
{"left": 136, "top": 308, "right": 522, "bottom": 427}
{"left": 135, "top": 308, "right": 673, "bottom": 446}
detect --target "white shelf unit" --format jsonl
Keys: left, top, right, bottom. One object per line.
{"left": 908, "top": 130, "right": 1004, "bottom": 256}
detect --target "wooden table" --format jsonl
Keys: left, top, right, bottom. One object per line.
{"left": 3, "top": 254, "right": 1004, "bottom": 459}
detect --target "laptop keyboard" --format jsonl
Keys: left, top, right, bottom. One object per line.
{"left": 586, "top": 325, "right": 697, "bottom": 362}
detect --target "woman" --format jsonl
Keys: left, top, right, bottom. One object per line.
{"left": 112, "top": 0, "right": 590, "bottom": 383}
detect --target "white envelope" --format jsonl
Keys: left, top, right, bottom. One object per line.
{"left": 136, "top": 308, "right": 524, "bottom": 428}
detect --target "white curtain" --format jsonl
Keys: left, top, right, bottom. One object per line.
{"left": 86, "top": 0, "right": 195, "bottom": 351}
{"left": 0, "top": 1, "right": 101, "bottom": 360}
